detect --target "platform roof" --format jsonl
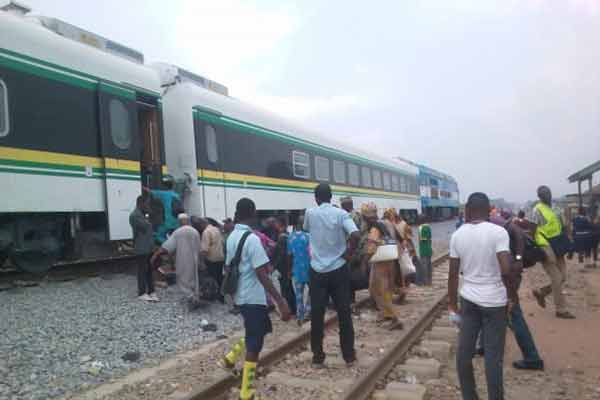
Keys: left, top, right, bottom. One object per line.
{"left": 568, "top": 160, "right": 600, "bottom": 183}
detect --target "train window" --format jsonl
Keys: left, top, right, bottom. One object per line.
{"left": 315, "top": 156, "right": 330, "bottom": 181}
{"left": 383, "top": 172, "right": 391, "bottom": 191}
{"left": 109, "top": 99, "right": 132, "bottom": 150}
{"left": 292, "top": 151, "right": 310, "bottom": 179}
{"left": 205, "top": 124, "right": 218, "bottom": 163}
{"left": 400, "top": 175, "right": 407, "bottom": 193}
{"left": 348, "top": 163, "right": 360, "bottom": 186}
{"left": 361, "top": 166, "right": 372, "bottom": 187}
{"left": 333, "top": 160, "right": 346, "bottom": 184}
{"left": 372, "top": 170, "right": 382, "bottom": 189}
{"left": 0, "top": 79, "right": 9, "bottom": 137}
{"left": 391, "top": 175, "right": 399, "bottom": 192}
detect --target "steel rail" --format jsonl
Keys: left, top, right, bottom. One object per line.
{"left": 183, "top": 253, "right": 449, "bottom": 400}
{"left": 339, "top": 254, "right": 449, "bottom": 400}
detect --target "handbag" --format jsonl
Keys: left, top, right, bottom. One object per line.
{"left": 369, "top": 221, "right": 399, "bottom": 263}
{"left": 370, "top": 238, "right": 399, "bottom": 262}
{"left": 541, "top": 230, "right": 573, "bottom": 258}
{"left": 221, "top": 231, "right": 252, "bottom": 297}
{"left": 399, "top": 249, "right": 416, "bottom": 275}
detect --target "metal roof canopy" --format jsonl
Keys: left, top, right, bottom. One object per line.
{"left": 568, "top": 159, "right": 600, "bottom": 210}
{"left": 568, "top": 160, "right": 600, "bottom": 183}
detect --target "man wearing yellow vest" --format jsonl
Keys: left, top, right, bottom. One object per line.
{"left": 529, "top": 186, "right": 575, "bottom": 319}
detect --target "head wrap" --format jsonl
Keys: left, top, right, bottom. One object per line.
{"left": 360, "top": 202, "right": 378, "bottom": 218}
{"left": 383, "top": 207, "right": 397, "bottom": 221}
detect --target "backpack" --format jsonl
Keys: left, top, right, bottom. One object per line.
{"left": 221, "top": 231, "right": 252, "bottom": 297}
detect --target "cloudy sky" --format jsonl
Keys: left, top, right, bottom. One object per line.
{"left": 25, "top": 0, "right": 600, "bottom": 202}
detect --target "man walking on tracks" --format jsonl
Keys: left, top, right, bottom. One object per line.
{"left": 129, "top": 195, "right": 158, "bottom": 302}
{"left": 304, "top": 184, "right": 360, "bottom": 368}
{"left": 219, "top": 198, "right": 291, "bottom": 400}
{"left": 524, "top": 186, "right": 575, "bottom": 319}
{"left": 448, "top": 192, "right": 517, "bottom": 400}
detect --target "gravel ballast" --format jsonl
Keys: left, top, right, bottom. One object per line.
{"left": 0, "top": 273, "right": 242, "bottom": 400}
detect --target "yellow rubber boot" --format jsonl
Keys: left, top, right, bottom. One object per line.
{"left": 225, "top": 338, "right": 246, "bottom": 366}
{"left": 240, "top": 360, "right": 257, "bottom": 400}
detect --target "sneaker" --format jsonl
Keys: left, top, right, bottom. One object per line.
{"left": 532, "top": 290, "right": 546, "bottom": 309}
{"left": 513, "top": 359, "right": 544, "bottom": 371}
{"left": 138, "top": 294, "right": 153, "bottom": 302}
{"left": 556, "top": 311, "right": 576, "bottom": 319}
{"left": 218, "top": 358, "right": 239, "bottom": 376}
{"left": 311, "top": 361, "right": 326, "bottom": 369}
{"left": 148, "top": 293, "right": 159, "bottom": 302}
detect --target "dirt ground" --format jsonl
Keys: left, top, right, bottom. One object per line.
{"left": 430, "top": 256, "right": 600, "bottom": 400}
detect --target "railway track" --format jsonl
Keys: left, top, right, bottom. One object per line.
{"left": 181, "top": 253, "right": 452, "bottom": 400}
{"left": 0, "top": 254, "right": 138, "bottom": 289}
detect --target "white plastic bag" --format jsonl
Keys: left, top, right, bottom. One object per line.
{"left": 399, "top": 249, "right": 416, "bottom": 276}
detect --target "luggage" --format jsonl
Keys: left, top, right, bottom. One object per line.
{"left": 221, "top": 231, "right": 252, "bottom": 297}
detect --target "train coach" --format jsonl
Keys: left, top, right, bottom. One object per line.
{"left": 417, "top": 164, "right": 459, "bottom": 221}
{"left": 153, "top": 63, "right": 420, "bottom": 225}
{"left": 0, "top": 3, "right": 420, "bottom": 273}
{"left": 0, "top": 5, "right": 166, "bottom": 272}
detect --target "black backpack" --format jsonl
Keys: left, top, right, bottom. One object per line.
{"left": 221, "top": 231, "right": 252, "bottom": 297}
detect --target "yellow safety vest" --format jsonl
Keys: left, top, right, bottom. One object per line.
{"left": 534, "top": 203, "right": 562, "bottom": 247}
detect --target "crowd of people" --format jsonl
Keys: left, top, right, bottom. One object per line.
{"left": 128, "top": 180, "right": 436, "bottom": 400}
{"left": 449, "top": 185, "right": 600, "bottom": 400}
{"left": 128, "top": 177, "right": 600, "bottom": 400}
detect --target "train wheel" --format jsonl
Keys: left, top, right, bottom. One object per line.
{"left": 10, "top": 248, "right": 59, "bottom": 274}
{"left": 10, "top": 216, "right": 64, "bottom": 274}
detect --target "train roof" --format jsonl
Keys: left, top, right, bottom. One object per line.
{"left": 155, "top": 63, "right": 418, "bottom": 176}
{"left": 417, "top": 163, "right": 457, "bottom": 183}
{"left": 0, "top": 9, "right": 161, "bottom": 95}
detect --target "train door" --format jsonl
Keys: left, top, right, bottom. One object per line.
{"left": 97, "top": 82, "right": 142, "bottom": 240}
{"left": 137, "top": 100, "right": 162, "bottom": 189}
{"left": 193, "top": 113, "right": 227, "bottom": 221}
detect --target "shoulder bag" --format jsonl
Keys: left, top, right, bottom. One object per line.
{"left": 541, "top": 229, "right": 573, "bottom": 258}
{"left": 369, "top": 221, "right": 399, "bottom": 263}
{"left": 221, "top": 231, "right": 252, "bottom": 297}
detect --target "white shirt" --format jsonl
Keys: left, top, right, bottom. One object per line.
{"left": 226, "top": 224, "right": 270, "bottom": 306}
{"left": 450, "top": 221, "right": 510, "bottom": 307}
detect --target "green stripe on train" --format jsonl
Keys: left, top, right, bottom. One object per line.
{"left": 0, "top": 48, "right": 157, "bottom": 99}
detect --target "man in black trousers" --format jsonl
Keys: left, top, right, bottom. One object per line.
{"left": 303, "top": 184, "right": 360, "bottom": 368}
{"left": 129, "top": 195, "right": 158, "bottom": 302}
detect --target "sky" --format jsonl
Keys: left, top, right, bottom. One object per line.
{"left": 23, "top": 0, "right": 600, "bottom": 202}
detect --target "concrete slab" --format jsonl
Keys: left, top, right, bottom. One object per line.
{"left": 398, "top": 358, "right": 441, "bottom": 382}
{"left": 326, "top": 355, "right": 377, "bottom": 369}
{"left": 266, "top": 372, "right": 352, "bottom": 390}
{"left": 424, "top": 326, "right": 457, "bottom": 342}
{"left": 418, "top": 340, "right": 452, "bottom": 361}
{"left": 384, "top": 382, "right": 428, "bottom": 400}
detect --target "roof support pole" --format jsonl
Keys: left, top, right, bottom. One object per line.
{"left": 578, "top": 180, "right": 582, "bottom": 209}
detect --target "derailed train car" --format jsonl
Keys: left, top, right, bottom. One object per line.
{"left": 0, "top": 4, "right": 420, "bottom": 272}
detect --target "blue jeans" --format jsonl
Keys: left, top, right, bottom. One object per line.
{"left": 510, "top": 275, "right": 542, "bottom": 362}
{"left": 477, "top": 275, "right": 542, "bottom": 363}
{"left": 457, "top": 298, "right": 507, "bottom": 400}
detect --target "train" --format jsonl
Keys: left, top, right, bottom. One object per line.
{"left": 0, "top": 4, "right": 425, "bottom": 273}
{"left": 417, "top": 164, "right": 460, "bottom": 221}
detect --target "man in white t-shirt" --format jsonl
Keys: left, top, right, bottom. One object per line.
{"left": 448, "top": 192, "right": 517, "bottom": 400}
